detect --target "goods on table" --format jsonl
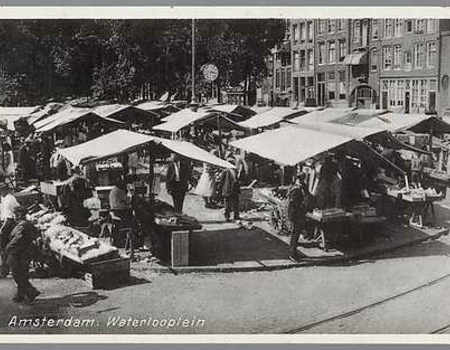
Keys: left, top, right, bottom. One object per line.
{"left": 271, "top": 187, "right": 290, "bottom": 201}
{"left": 423, "top": 167, "right": 450, "bottom": 182}
{"left": 153, "top": 199, "right": 201, "bottom": 229}
{"left": 348, "top": 204, "right": 378, "bottom": 218}
{"left": 311, "top": 208, "right": 346, "bottom": 220}
{"left": 44, "top": 225, "right": 118, "bottom": 264}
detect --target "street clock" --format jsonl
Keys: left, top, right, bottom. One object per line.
{"left": 202, "top": 64, "right": 219, "bottom": 82}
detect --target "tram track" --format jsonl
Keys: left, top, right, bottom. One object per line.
{"left": 283, "top": 270, "right": 450, "bottom": 334}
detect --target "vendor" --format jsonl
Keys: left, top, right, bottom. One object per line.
{"left": 109, "top": 178, "right": 133, "bottom": 222}
{"left": 62, "top": 172, "right": 92, "bottom": 227}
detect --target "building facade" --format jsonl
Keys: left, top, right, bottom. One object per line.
{"left": 260, "top": 18, "right": 450, "bottom": 116}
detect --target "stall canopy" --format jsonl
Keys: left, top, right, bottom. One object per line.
{"left": 230, "top": 126, "right": 352, "bottom": 166}
{"left": 0, "top": 106, "right": 41, "bottom": 130}
{"left": 343, "top": 51, "right": 368, "bottom": 65}
{"left": 154, "top": 109, "right": 246, "bottom": 133}
{"left": 94, "top": 104, "right": 158, "bottom": 119}
{"left": 238, "top": 107, "right": 306, "bottom": 129}
{"left": 34, "top": 107, "right": 123, "bottom": 133}
{"left": 205, "top": 104, "right": 256, "bottom": 121}
{"left": 58, "top": 129, "right": 235, "bottom": 169}
{"left": 29, "top": 103, "right": 64, "bottom": 125}
{"left": 289, "top": 107, "right": 356, "bottom": 125}
{"left": 354, "top": 113, "right": 450, "bottom": 133}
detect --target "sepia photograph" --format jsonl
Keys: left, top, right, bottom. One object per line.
{"left": 1, "top": 8, "right": 450, "bottom": 340}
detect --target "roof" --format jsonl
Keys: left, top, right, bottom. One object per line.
{"left": 230, "top": 126, "right": 352, "bottom": 166}
{"left": 58, "top": 129, "right": 234, "bottom": 169}
{"left": 29, "top": 104, "right": 64, "bottom": 125}
{"left": 293, "top": 121, "right": 386, "bottom": 141}
{"left": 357, "top": 113, "right": 445, "bottom": 132}
{"left": 155, "top": 109, "right": 244, "bottom": 133}
{"left": 0, "top": 106, "right": 41, "bottom": 130}
{"left": 238, "top": 107, "right": 305, "bottom": 129}
{"left": 290, "top": 107, "right": 356, "bottom": 124}
{"left": 34, "top": 107, "right": 122, "bottom": 133}
{"left": 206, "top": 104, "right": 256, "bottom": 120}
{"left": 93, "top": 104, "right": 157, "bottom": 120}
{"left": 136, "top": 101, "right": 168, "bottom": 111}
{"left": 161, "top": 108, "right": 212, "bottom": 123}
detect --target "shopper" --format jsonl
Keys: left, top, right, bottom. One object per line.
{"left": 0, "top": 185, "right": 19, "bottom": 278}
{"left": 219, "top": 157, "right": 240, "bottom": 222}
{"left": 166, "top": 154, "right": 191, "bottom": 213}
{"left": 287, "top": 172, "right": 310, "bottom": 262}
{"left": 5, "top": 206, "right": 41, "bottom": 303}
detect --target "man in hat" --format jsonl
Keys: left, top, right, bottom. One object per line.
{"left": 287, "top": 172, "right": 310, "bottom": 262}
{"left": 5, "top": 206, "right": 41, "bottom": 303}
{"left": 166, "top": 154, "right": 192, "bottom": 213}
{"left": 219, "top": 157, "right": 241, "bottom": 222}
{"left": 0, "top": 184, "right": 19, "bottom": 277}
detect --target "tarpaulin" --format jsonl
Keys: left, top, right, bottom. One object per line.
{"left": 230, "top": 126, "right": 352, "bottom": 166}
{"left": 289, "top": 107, "right": 356, "bottom": 125}
{"left": 58, "top": 129, "right": 234, "bottom": 169}
{"left": 238, "top": 107, "right": 305, "bottom": 129}
{"left": 34, "top": 107, "right": 122, "bottom": 133}
{"left": 0, "top": 106, "right": 41, "bottom": 130}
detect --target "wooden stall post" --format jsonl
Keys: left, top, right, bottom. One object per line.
{"left": 217, "top": 114, "right": 223, "bottom": 159}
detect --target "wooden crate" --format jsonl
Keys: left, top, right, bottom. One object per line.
{"left": 171, "top": 230, "right": 189, "bottom": 267}
{"left": 84, "top": 257, "right": 130, "bottom": 289}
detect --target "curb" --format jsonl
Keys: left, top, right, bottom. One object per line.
{"left": 146, "top": 226, "right": 449, "bottom": 274}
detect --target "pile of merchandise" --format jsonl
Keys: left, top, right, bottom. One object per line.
{"left": 153, "top": 199, "right": 201, "bottom": 229}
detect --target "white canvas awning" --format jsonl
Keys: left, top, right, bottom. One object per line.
{"left": 155, "top": 109, "right": 245, "bottom": 133}
{"left": 0, "top": 106, "right": 41, "bottom": 130}
{"left": 289, "top": 107, "right": 356, "bottom": 124}
{"left": 357, "top": 113, "right": 450, "bottom": 133}
{"left": 58, "top": 129, "right": 234, "bottom": 169}
{"left": 293, "top": 121, "right": 386, "bottom": 141}
{"left": 238, "top": 107, "right": 305, "bottom": 129}
{"left": 34, "top": 107, "right": 122, "bottom": 133}
{"left": 343, "top": 51, "right": 367, "bottom": 65}
{"left": 93, "top": 104, "right": 158, "bottom": 120}
{"left": 230, "top": 126, "right": 352, "bottom": 166}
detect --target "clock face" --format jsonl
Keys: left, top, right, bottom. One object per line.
{"left": 203, "top": 64, "right": 219, "bottom": 81}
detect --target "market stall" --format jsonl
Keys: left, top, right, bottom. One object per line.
{"left": 57, "top": 129, "right": 234, "bottom": 267}
{"left": 230, "top": 125, "right": 410, "bottom": 251}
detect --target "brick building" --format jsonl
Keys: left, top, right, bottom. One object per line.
{"left": 368, "top": 18, "right": 450, "bottom": 115}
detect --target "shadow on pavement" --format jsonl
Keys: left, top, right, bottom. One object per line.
{"left": 189, "top": 226, "right": 288, "bottom": 266}
{"left": 31, "top": 292, "right": 107, "bottom": 308}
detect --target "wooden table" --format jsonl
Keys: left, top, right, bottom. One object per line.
{"left": 306, "top": 212, "right": 354, "bottom": 251}
{"left": 387, "top": 190, "right": 442, "bottom": 228}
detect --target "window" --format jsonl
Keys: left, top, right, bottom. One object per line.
{"left": 370, "top": 48, "right": 378, "bottom": 72}
{"left": 300, "top": 50, "right": 306, "bottom": 71}
{"left": 318, "top": 19, "right": 326, "bottom": 35}
{"left": 394, "top": 19, "right": 402, "bottom": 37}
{"left": 286, "top": 68, "right": 291, "bottom": 88}
{"left": 389, "top": 81, "right": 396, "bottom": 107}
{"left": 414, "top": 42, "right": 424, "bottom": 68}
{"left": 353, "top": 21, "right": 361, "bottom": 44}
{"left": 372, "top": 19, "right": 380, "bottom": 40}
{"left": 412, "top": 80, "right": 419, "bottom": 108}
{"left": 416, "top": 19, "right": 426, "bottom": 33}
{"left": 275, "top": 69, "right": 280, "bottom": 88}
{"left": 328, "top": 19, "right": 335, "bottom": 33}
{"left": 307, "top": 21, "right": 314, "bottom": 42}
{"left": 384, "top": 19, "right": 393, "bottom": 38}
{"left": 328, "top": 41, "right": 336, "bottom": 63}
{"left": 397, "top": 80, "right": 404, "bottom": 106}
{"left": 307, "top": 49, "right": 314, "bottom": 70}
{"left": 339, "top": 40, "right": 347, "bottom": 62}
{"left": 405, "top": 51, "right": 412, "bottom": 71}
{"left": 405, "top": 19, "right": 413, "bottom": 33}
{"left": 383, "top": 46, "right": 392, "bottom": 71}
{"left": 339, "top": 71, "right": 346, "bottom": 100}
{"left": 293, "top": 51, "right": 300, "bottom": 71}
{"left": 420, "top": 79, "right": 427, "bottom": 107}
{"left": 338, "top": 19, "right": 346, "bottom": 31}
{"left": 318, "top": 42, "right": 326, "bottom": 64}
{"left": 328, "top": 72, "right": 336, "bottom": 100}
{"left": 427, "top": 19, "right": 437, "bottom": 33}
{"left": 427, "top": 41, "right": 437, "bottom": 68}
{"left": 299, "top": 22, "right": 306, "bottom": 42}
{"left": 394, "top": 45, "right": 402, "bottom": 70}
{"left": 292, "top": 24, "right": 298, "bottom": 43}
